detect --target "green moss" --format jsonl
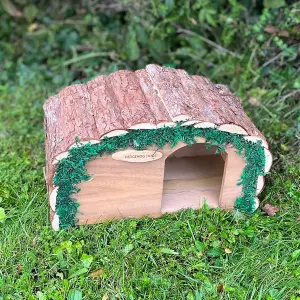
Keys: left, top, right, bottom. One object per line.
{"left": 53, "top": 124, "right": 266, "bottom": 229}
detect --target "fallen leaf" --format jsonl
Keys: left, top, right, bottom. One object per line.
{"left": 296, "top": 216, "right": 300, "bottom": 221}
{"left": 264, "top": 25, "right": 277, "bottom": 34}
{"left": 32, "top": 236, "right": 37, "bottom": 246}
{"left": 102, "top": 294, "right": 109, "bottom": 300}
{"left": 17, "top": 265, "right": 22, "bottom": 271}
{"left": 278, "top": 30, "right": 289, "bottom": 38}
{"left": 1, "top": 0, "right": 23, "bottom": 17}
{"left": 89, "top": 269, "right": 103, "bottom": 278}
{"left": 262, "top": 203, "right": 279, "bottom": 216}
{"left": 248, "top": 97, "right": 261, "bottom": 106}
{"left": 225, "top": 248, "right": 232, "bottom": 254}
{"left": 217, "top": 284, "right": 224, "bottom": 292}
{"left": 28, "top": 23, "right": 39, "bottom": 33}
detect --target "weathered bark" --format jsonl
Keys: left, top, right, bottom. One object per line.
{"left": 43, "top": 84, "right": 99, "bottom": 184}
{"left": 44, "top": 64, "right": 267, "bottom": 192}
{"left": 135, "top": 69, "right": 172, "bottom": 125}
{"left": 87, "top": 75, "right": 125, "bottom": 136}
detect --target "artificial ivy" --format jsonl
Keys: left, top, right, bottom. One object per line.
{"left": 53, "top": 124, "right": 266, "bottom": 229}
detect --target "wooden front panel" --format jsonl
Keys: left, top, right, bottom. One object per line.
{"left": 76, "top": 154, "right": 165, "bottom": 225}
{"left": 74, "top": 140, "right": 246, "bottom": 224}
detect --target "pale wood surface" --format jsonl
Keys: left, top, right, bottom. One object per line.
{"left": 162, "top": 155, "right": 224, "bottom": 213}
{"left": 74, "top": 142, "right": 245, "bottom": 225}
{"left": 219, "top": 146, "right": 246, "bottom": 209}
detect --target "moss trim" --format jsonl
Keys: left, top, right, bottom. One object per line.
{"left": 53, "top": 124, "right": 266, "bottom": 229}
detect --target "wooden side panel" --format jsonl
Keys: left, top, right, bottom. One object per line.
{"left": 76, "top": 151, "right": 165, "bottom": 224}
{"left": 219, "top": 146, "right": 246, "bottom": 209}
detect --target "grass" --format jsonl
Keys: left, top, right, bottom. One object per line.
{"left": 0, "top": 1, "right": 299, "bottom": 299}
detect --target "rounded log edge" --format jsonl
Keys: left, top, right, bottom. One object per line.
{"left": 129, "top": 123, "right": 157, "bottom": 130}
{"left": 157, "top": 122, "right": 176, "bottom": 128}
{"left": 194, "top": 122, "right": 217, "bottom": 129}
{"left": 219, "top": 124, "right": 248, "bottom": 135}
{"left": 51, "top": 213, "right": 60, "bottom": 231}
{"left": 49, "top": 187, "right": 58, "bottom": 211}
{"left": 52, "top": 151, "right": 69, "bottom": 165}
{"left": 256, "top": 176, "right": 265, "bottom": 195}
{"left": 254, "top": 198, "right": 260, "bottom": 210}
{"left": 100, "top": 130, "right": 129, "bottom": 139}
{"left": 264, "top": 148, "right": 273, "bottom": 173}
{"left": 181, "top": 120, "right": 200, "bottom": 126}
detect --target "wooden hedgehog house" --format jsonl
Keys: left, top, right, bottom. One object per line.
{"left": 44, "top": 64, "right": 272, "bottom": 230}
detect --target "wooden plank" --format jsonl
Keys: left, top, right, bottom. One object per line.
{"left": 219, "top": 146, "right": 246, "bottom": 209}
{"left": 73, "top": 141, "right": 244, "bottom": 224}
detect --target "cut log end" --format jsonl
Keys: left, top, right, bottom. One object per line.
{"left": 219, "top": 124, "right": 248, "bottom": 135}
{"left": 256, "top": 176, "right": 265, "bottom": 195}
{"left": 52, "top": 151, "right": 69, "bottom": 165}
{"left": 129, "top": 123, "right": 157, "bottom": 130}
{"left": 194, "top": 122, "right": 217, "bottom": 129}
{"left": 51, "top": 213, "right": 60, "bottom": 231}
{"left": 254, "top": 198, "right": 260, "bottom": 210}
{"left": 49, "top": 187, "right": 58, "bottom": 211}
{"left": 264, "top": 148, "right": 273, "bottom": 173}
{"left": 100, "top": 130, "right": 129, "bottom": 139}
{"left": 157, "top": 122, "right": 176, "bottom": 128}
{"left": 181, "top": 120, "right": 200, "bottom": 127}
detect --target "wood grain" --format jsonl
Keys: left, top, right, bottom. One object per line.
{"left": 73, "top": 142, "right": 245, "bottom": 224}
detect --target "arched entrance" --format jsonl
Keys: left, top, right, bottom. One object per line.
{"left": 161, "top": 143, "right": 225, "bottom": 213}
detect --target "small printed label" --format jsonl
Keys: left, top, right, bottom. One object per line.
{"left": 112, "top": 150, "right": 163, "bottom": 163}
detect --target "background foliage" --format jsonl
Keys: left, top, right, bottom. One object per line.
{"left": 0, "top": 0, "right": 299, "bottom": 299}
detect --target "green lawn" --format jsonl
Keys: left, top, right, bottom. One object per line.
{"left": 0, "top": 1, "right": 299, "bottom": 299}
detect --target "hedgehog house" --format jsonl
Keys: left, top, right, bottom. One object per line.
{"left": 44, "top": 65, "right": 272, "bottom": 230}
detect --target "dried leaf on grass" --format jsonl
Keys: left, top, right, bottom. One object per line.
{"left": 1, "top": 0, "right": 23, "bottom": 17}
{"left": 262, "top": 203, "right": 279, "bottom": 216}
{"left": 248, "top": 97, "right": 261, "bottom": 106}
{"left": 264, "top": 25, "right": 277, "bottom": 34}
{"left": 217, "top": 284, "right": 224, "bottom": 292}
{"left": 89, "top": 269, "right": 103, "bottom": 278}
